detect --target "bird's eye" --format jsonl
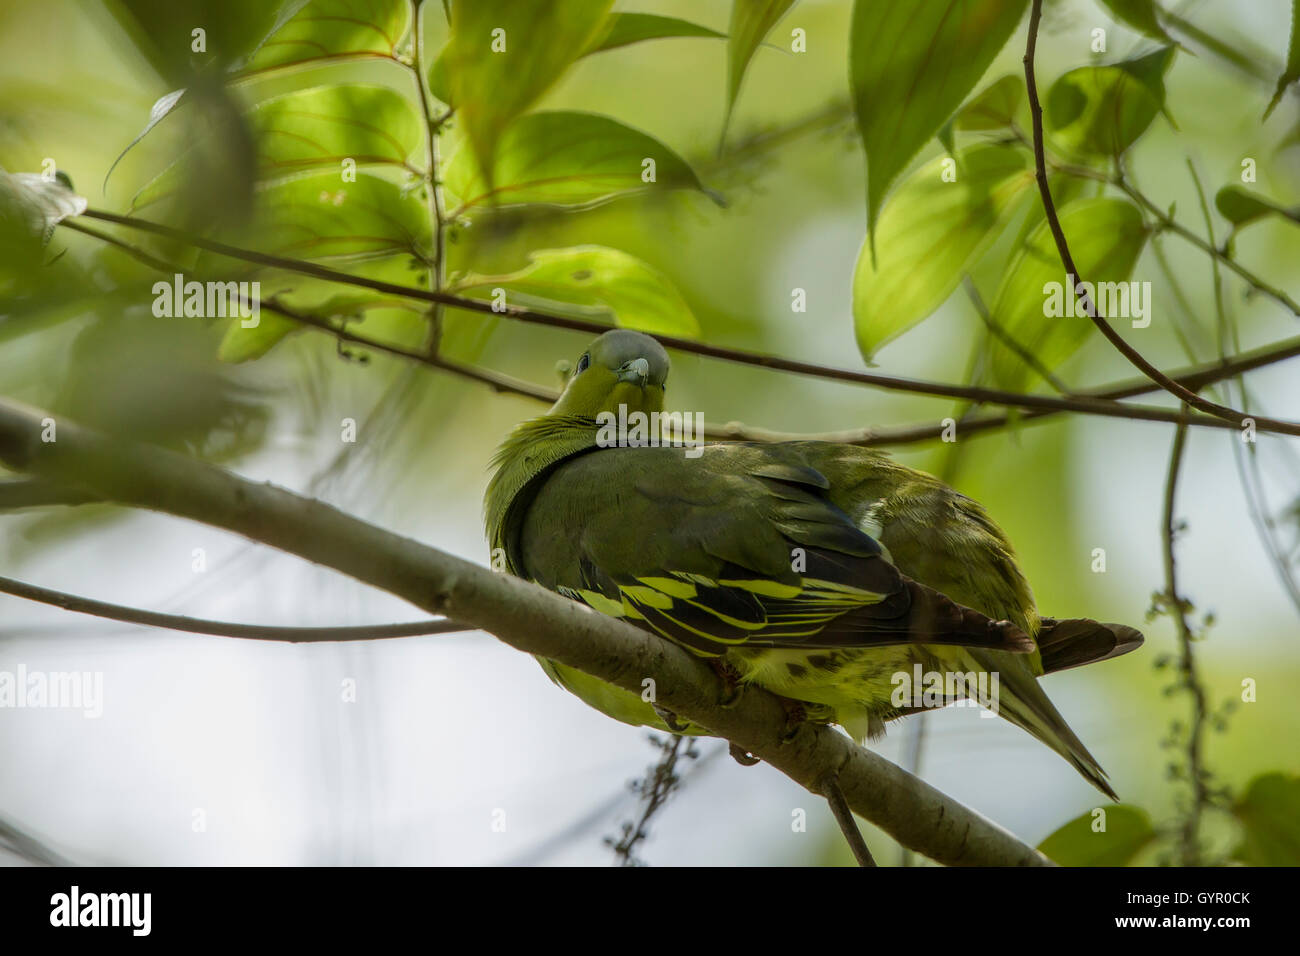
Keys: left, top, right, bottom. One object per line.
{"left": 576, "top": 352, "right": 590, "bottom": 374}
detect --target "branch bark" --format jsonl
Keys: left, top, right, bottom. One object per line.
{"left": 0, "top": 397, "right": 1051, "bottom": 867}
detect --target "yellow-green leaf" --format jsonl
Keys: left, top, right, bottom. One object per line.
{"left": 853, "top": 145, "right": 1033, "bottom": 360}
{"left": 240, "top": 0, "right": 412, "bottom": 75}
{"left": 725, "top": 0, "right": 797, "bottom": 130}
{"left": 988, "top": 198, "right": 1148, "bottom": 392}
{"left": 851, "top": 0, "right": 1029, "bottom": 254}
{"left": 454, "top": 246, "right": 699, "bottom": 337}
{"left": 437, "top": 0, "right": 615, "bottom": 187}
{"left": 1039, "top": 805, "right": 1157, "bottom": 866}
{"left": 442, "top": 111, "right": 712, "bottom": 211}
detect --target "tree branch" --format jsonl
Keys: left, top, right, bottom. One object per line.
{"left": 67, "top": 209, "right": 1296, "bottom": 435}
{"left": 0, "top": 396, "right": 1051, "bottom": 867}
{"left": 0, "top": 574, "right": 470, "bottom": 642}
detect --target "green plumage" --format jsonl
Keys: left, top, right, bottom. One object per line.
{"left": 485, "top": 330, "right": 1143, "bottom": 798}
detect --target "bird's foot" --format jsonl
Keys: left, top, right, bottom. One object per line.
{"left": 652, "top": 703, "right": 691, "bottom": 734}
{"left": 777, "top": 695, "right": 809, "bottom": 742}
{"left": 728, "top": 742, "right": 761, "bottom": 766}
{"left": 709, "top": 656, "right": 745, "bottom": 708}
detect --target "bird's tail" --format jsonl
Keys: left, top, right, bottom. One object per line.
{"left": 967, "top": 644, "right": 1122, "bottom": 800}
{"left": 1036, "top": 617, "right": 1145, "bottom": 675}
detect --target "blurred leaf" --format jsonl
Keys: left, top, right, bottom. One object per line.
{"left": 219, "top": 289, "right": 417, "bottom": 362}
{"left": 0, "top": 169, "right": 86, "bottom": 298}
{"left": 1264, "top": 0, "right": 1300, "bottom": 118}
{"left": 103, "top": 0, "right": 293, "bottom": 81}
{"left": 218, "top": 309, "right": 301, "bottom": 361}
{"left": 248, "top": 171, "right": 429, "bottom": 260}
{"left": 103, "top": 89, "right": 185, "bottom": 189}
{"left": 1097, "top": 0, "right": 1174, "bottom": 43}
{"left": 454, "top": 246, "right": 699, "bottom": 337}
{"left": 248, "top": 85, "right": 422, "bottom": 175}
{"left": 437, "top": 0, "right": 615, "bottom": 187}
{"left": 853, "top": 145, "right": 1033, "bottom": 359}
{"left": 988, "top": 198, "right": 1148, "bottom": 391}
{"left": 1232, "top": 772, "right": 1300, "bottom": 865}
{"left": 239, "top": 0, "right": 411, "bottom": 75}
{"left": 443, "top": 111, "right": 712, "bottom": 211}
{"left": 1046, "top": 62, "right": 1164, "bottom": 157}
{"left": 55, "top": 314, "right": 268, "bottom": 454}
{"left": 1118, "top": 45, "right": 1178, "bottom": 124}
{"left": 589, "top": 13, "right": 724, "bottom": 53}
{"left": 954, "top": 74, "right": 1025, "bottom": 130}
{"left": 0, "top": 169, "right": 86, "bottom": 244}
{"left": 851, "top": 0, "right": 1029, "bottom": 257}
{"left": 1039, "top": 805, "right": 1157, "bottom": 866}
{"left": 1215, "top": 185, "right": 1300, "bottom": 228}
{"left": 724, "top": 0, "right": 797, "bottom": 130}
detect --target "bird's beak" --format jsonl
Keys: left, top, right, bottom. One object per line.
{"left": 616, "top": 357, "right": 651, "bottom": 386}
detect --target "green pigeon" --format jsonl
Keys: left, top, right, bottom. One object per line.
{"left": 485, "top": 330, "right": 1143, "bottom": 798}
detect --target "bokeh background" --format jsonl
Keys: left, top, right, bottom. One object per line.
{"left": 1, "top": 0, "right": 1297, "bottom": 865}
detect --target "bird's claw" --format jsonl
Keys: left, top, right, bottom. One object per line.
{"left": 652, "top": 703, "right": 691, "bottom": 733}
{"left": 728, "top": 742, "right": 760, "bottom": 766}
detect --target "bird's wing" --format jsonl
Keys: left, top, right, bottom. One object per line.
{"left": 514, "top": 442, "right": 1033, "bottom": 658}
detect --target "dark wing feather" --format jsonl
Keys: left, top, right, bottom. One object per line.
{"left": 516, "top": 443, "right": 1033, "bottom": 657}
{"left": 1036, "top": 618, "right": 1145, "bottom": 673}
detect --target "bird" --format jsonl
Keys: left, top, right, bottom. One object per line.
{"left": 485, "top": 329, "right": 1143, "bottom": 798}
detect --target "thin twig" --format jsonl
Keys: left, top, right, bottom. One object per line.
{"left": 407, "top": 0, "right": 448, "bottom": 354}
{"left": 0, "top": 574, "right": 471, "bottom": 642}
{"left": 1158, "top": 417, "right": 1208, "bottom": 866}
{"left": 607, "top": 734, "right": 699, "bottom": 866}
{"left": 64, "top": 209, "right": 1294, "bottom": 434}
{"left": 820, "top": 771, "right": 877, "bottom": 867}
{"left": 962, "top": 274, "right": 1072, "bottom": 394}
{"left": 1023, "top": 0, "right": 1300, "bottom": 437}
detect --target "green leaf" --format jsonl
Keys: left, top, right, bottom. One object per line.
{"left": 218, "top": 309, "right": 301, "bottom": 362}
{"left": 453, "top": 246, "right": 699, "bottom": 337}
{"left": 240, "top": 0, "right": 412, "bottom": 75}
{"left": 219, "top": 290, "right": 414, "bottom": 362}
{"left": 1097, "top": 0, "right": 1174, "bottom": 43}
{"left": 589, "top": 13, "right": 725, "bottom": 53}
{"left": 103, "top": 89, "right": 186, "bottom": 190}
{"left": 1232, "top": 772, "right": 1300, "bottom": 865}
{"left": 248, "top": 85, "right": 422, "bottom": 176}
{"left": 1265, "top": 0, "right": 1300, "bottom": 118}
{"left": 724, "top": 0, "right": 797, "bottom": 131}
{"left": 437, "top": 0, "right": 615, "bottom": 187}
{"left": 853, "top": 145, "right": 1033, "bottom": 359}
{"left": 249, "top": 170, "right": 429, "bottom": 260}
{"left": 988, "top": 198, "right": 1148, "bottom": 392}
{"left": 0, "top": 169, "right": 87, "bottom": 244}
{"left": 1045, "top": 63, "right": 1164, "bottom": 157}
{"left": 442, "top": 111, "right": 713, "bottom": 211}
{"left": 851, "top": 0, "right": 1030, "bottom": 256}
{"left": 1039, "top": 805, "right": 1157, "bottom": 866}
{"left": 1215, "top": 185, "right": 1300, "bottom": 228}
{"left": 954, "top": 74, "right": 1025, "bottom": 130}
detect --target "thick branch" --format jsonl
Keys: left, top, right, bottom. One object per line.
{"left": 0, "top": 397, "right": 1050, "bottom": 867}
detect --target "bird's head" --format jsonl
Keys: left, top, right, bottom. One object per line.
{"left": 548, "top": 329, "right": 669, "bottom": 419}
